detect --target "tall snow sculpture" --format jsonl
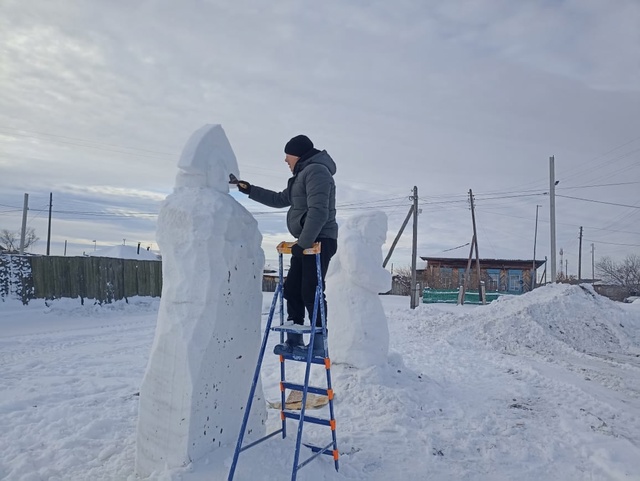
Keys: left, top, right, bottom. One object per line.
{"left": 135, "top": 124, "right": 267, "bottom": 477}
{"left": 326, "top": 211, "right": 392, "bottom": 368}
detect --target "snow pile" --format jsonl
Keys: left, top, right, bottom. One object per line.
{"left": 2, "top": 292, "right": 640, "bottom": 480}
{"left": 0, "top": 296, "right": 161, "bottom": 337}
{"left": 463, "top": 283, "right": 637, "bottom": 357}
{"left": 89, "top": 245, "right": 159, "bottom": 260}
{"left": 42, "top": 296, "right": 160, "bottom": 317}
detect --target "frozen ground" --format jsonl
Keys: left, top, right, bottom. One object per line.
{"left": 1, "top": 284, "right": 640, "bottom": 480}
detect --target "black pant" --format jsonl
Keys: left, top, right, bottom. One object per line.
{"left": 283, "top": 238, "right": 337, "bottom": 327}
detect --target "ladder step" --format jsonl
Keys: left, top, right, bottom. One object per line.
{"left": 303, "top": 442, "right": 336, "bottom": 457}
{"left": 272, "top": 324, "right": 323, "bottom": 334}
{"left": 282, "top": 410, "right": 333, "bottom": 427}
{"left": 278, "top": 352, "right": 327, "bottom": 365}
{"left": 281, "top": 382, "right": 329, "bottom": 397}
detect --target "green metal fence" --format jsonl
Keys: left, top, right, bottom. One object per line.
{"left": 422, "top": 288, "right": 505, "bottom": 304}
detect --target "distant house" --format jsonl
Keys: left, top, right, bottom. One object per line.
{"left": 420, "top": 257, "right": 547, "bottom": 294}
{"left": 262, "top": 263, "right": 290, "bottom": 292}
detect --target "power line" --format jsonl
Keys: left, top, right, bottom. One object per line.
{"left": 555, "top": 194, "right": 640, "bottom": 209}
{"left": 558, "top": 181, "right": 640, "bottom": 190}
{"left": 558, "top": 137, "right": 640, "bottom": 187}
{"left": 585, "top": 239, "right": 640, "bottom": 247}
{"left": 442, "top": 242, "right": 469, "bottom": 252}
{"left": 337, "top": 195, "right": 409, "bottom": 208}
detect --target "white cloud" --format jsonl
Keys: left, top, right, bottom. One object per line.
{"left": 0, "top": 0, "right": 638, "bottom": 267}
{"left": 432, "top": 0, "right": 640, "bottom": 90}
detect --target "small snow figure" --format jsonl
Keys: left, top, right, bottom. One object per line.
{"left": 326, "top": 211, "right": 392, "bottom": 368}
{"left": 135, "top": 124, "right": 266, "bottom": 477}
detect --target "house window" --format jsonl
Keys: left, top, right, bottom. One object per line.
{"left": 440, "top": 268, "right": 453, "bottom": 288}
{"left": 508, "top": 270, "right": 523, "bottom": 292}
{"left": 486, "top": 269, "right": 500, "bottom": 291}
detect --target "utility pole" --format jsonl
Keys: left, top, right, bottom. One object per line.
{"left": 382, "top": 186, "right": 420, "bottom": 308}
{"left": 469, "top": 189, "right": 485, "bottom": 304}
{"left": 578, "top": 226, "right": 583, "bottom": 281}
{"left": 591, "top": 243, "right": 595, "bottom": 280}
{"left": 559, "top": 248, "right": 564, "bottom": 279}
{"left": 532, "top": 204, "right": 541, "bottom": 289}
{"left": 46, "top": 192, "right": 53, "bottom": 256}
{"left": 410, "top": 186, "right": 419, "bottom": 309}
{"left": 19, "top": 193, "right": 29, "bottom": 255}
{"left": 549, "top": 156, "right": 557, "bottom": 283}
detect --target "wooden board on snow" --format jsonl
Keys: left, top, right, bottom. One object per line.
{"left": 267, "top": 391, "right": 330, "bottom": 410}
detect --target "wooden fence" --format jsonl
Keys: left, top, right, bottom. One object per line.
{"left": 0, "top": 255, "right": 162, "bottom": 304}
{"left": 0, "top": 254, "right": 410, "bottom": 305}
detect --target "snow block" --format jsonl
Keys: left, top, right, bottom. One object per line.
{"left": 135, "top": 124, "right": 266, "bottom": 477}
{"left": 327, "top": 211, "right": 392, "bottom": 368}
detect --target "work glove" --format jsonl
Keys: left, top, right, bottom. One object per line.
{"left": 291, "top": 243, "right": 305, "bottom": 258}
{"left": 229, "top": 174, "right": 251, "bottom": 194}
{"left": 237, "top": 181, "right": 251, "bottom": 194}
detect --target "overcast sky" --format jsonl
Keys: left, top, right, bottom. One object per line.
{"left": 1, "top": 0, "right": 639, "bottom": 276}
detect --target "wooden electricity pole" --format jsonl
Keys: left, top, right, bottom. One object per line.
{"left": 549, "top": 156, "right": 557, "bottom": 282}
{"left": 578, "top": 226, "right": 583, "bottom": 281}
{"left": 532, "top": 204, "right": 540, "bottom": 289}
{"left": 469, "top": 189, "right": 485, "bottom": 304}
{"left": 458, "top": 234, "right": 475, "bottom": 305}
{"left": 46, "top": 192, "right": 53, "bottom": 256}
{"left": 410, "top": 186, "right": 419, "bottom": 309}
{"left": 382, "top": 186, "right": 420, "bottom": 309}
{"left": 19, "top": 193, "right": 29, "bottom": 255}
{"left": 459, "top": 190, "right": 485, "bottom": 305}
{"left": 383, "top": 205, "right": 414, "bottom": 268}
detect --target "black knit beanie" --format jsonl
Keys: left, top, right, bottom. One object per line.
{"left": 284, "top": 135, "right": 314, "bottom": 157}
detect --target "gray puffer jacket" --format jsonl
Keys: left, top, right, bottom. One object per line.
{"left": 249, "top": 150, "right": 338, "bottom": 249}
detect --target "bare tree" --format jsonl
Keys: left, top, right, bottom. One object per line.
{"left": 0, "top": 228, "right": 39, "bottom": 253}
{"left": 392, "top": 266, "right": 412, "bottom": 295}
{"left": 0, "top": 229, "right": 18, "bottom": 251}
{"left": 596, "top": 254, "right": 640, "bottom": 294}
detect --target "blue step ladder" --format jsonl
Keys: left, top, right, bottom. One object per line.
{"left": 228, "top": 241, "right": 339, "bottom": 481}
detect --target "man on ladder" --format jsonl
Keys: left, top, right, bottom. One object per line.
{"left": 234, "top": 134, "right": 338, "bottom": 357}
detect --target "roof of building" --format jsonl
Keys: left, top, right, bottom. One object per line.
{"left": 420, "top": 256, "right": 546, "bottom": 269}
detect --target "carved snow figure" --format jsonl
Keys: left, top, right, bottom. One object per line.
{"left": 326, "top": 211, "right": 392, "bottom": 368}
{"left": 135, "top": 124, "right": 266, "bottom": 477}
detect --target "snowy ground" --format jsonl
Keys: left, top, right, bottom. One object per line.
{"left": 1, "top": 284, "right": 640, "bottom": 481}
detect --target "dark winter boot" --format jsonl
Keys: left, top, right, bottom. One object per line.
{"left": 292, "top": 332, "right": 325, "bottom": 359}
{"left": 273, "top": 333, "right": 304, "bottom": 356}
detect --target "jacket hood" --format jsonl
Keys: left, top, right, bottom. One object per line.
{"left": 295, "top": 150, "right": 336, "bottom": 176}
